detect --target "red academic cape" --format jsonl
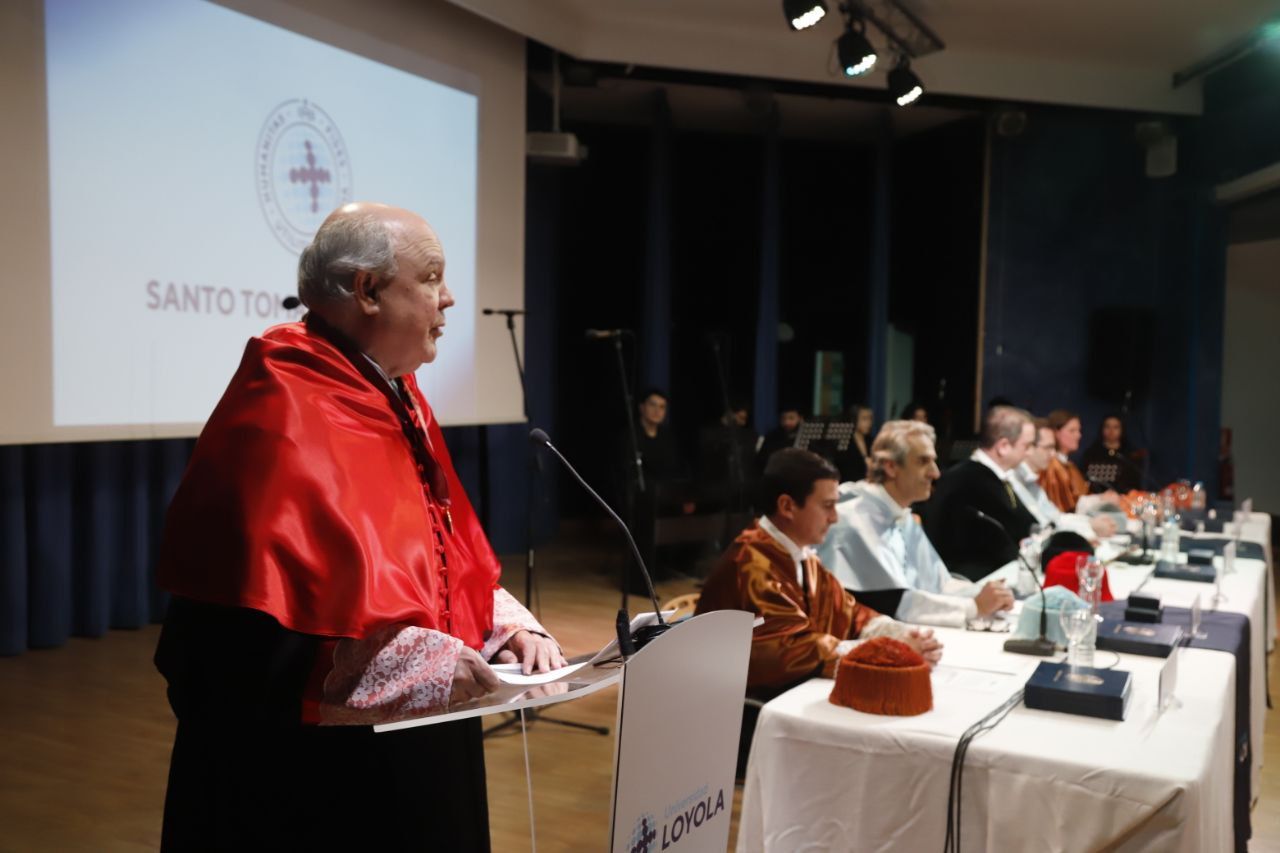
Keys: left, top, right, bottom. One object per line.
{"left": 157, "top": 317, "right": 499, "bottom": 648}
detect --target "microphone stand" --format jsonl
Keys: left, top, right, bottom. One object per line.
{"left": 607, "top": 335, "right": 646, "bottom": 611}
{"left": 531, "top": 428, "right": 672, "bottom": 652}
{"left": 973, "top": 511, "right": 1055, "bottom": 656}
{"left": 483, "top": 311, "right": 609, "bottom": 738}
{"left": 708, "top": 337, "right": 747, "bottom": 517}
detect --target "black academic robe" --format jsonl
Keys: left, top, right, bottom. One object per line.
{"left": 921, "top": 459, "right": 1039, "bottom": 581}
{"left": 155, "top": 597, "right": 490, "bottom": 852}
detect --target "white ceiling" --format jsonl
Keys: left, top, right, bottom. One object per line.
{"left": 445, "top": 0, "right": 1279, "bottom": 114}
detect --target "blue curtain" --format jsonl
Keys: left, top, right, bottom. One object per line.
{"left": 1, "top": 438, "right": 194, "bottom": 656}
{"left": 0, "top": 428, "right": 534, "bottom": 656}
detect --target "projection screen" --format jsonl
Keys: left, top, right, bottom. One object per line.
{"left": 0, "top": 0, "right": 526, "bottom": 444}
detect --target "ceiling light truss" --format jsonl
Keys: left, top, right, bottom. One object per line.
{"left": 841, "top": 0, "right": 945, "bottom": 62}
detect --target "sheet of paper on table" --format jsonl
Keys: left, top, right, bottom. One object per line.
{"left": 931, "top": 663, "right": 1027, "bottom": 694}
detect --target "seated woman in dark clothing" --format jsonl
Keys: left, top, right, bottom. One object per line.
{"left": 836, "top": 404, "right": 874, "bottom": 483}
{"left": 1080, "top": 414, "right": 1145, "bottom": 493}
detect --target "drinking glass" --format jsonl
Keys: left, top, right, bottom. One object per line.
{"left": 1059, "top": 601, "right": 1094, "bottom": 667}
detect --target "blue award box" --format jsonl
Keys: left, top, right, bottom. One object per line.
{"left": 1024, "top": 661, "right": 1132, "bottom": 721}
{"left": 1096, "top": 620, "right": 1183, "bottom": 658}
{"left": 1153, "top": 560, "right": 1216, "bottom": 583}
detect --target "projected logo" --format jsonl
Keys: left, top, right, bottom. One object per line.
{"left": 256, "top": 99, "right": 353, "bottom": 253}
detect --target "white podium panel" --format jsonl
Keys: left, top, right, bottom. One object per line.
{"left": 609, "top": 610, "right": 754, "bottom": 853}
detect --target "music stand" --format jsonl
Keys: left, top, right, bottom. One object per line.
{"left": 1085, "top": 462, "right": 1120, "bottom": 488}
{"left": 794, "top": 417, "right": 859, "bottom": 460}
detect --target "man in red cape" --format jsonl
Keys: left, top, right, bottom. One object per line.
{"left": 154, "top": 203, "right": 563, "bottom": 850}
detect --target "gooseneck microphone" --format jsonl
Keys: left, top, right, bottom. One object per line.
{"left": 973, "top": 509, "right": 1056, "bottom": 657}
{"left": 482, "top": 308, "right": 527, "bottom": 316}
{"left": 282, "top": 295, "right": 302, "bottom": 310}
{"left": 528, "top": 428, "right": 670, "bottom": 651}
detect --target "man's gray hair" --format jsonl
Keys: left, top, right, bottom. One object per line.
{"left": 979, "top": 404, "right": 1033, "bottom": 449}
{"left": 868, "top": 420, "right": 937, "bottom": 484}
{"left": 297, "top": 212, "right": 399, "bottom": 306}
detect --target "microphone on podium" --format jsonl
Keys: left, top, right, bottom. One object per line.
{"left": 972, "top": 509, "right": 1056, "bottom": 656}
{"left": 528, "top": 428, "right": 670, "bottom": 652}
{"left": 282, "top": 295, "right": 302, "bottom": 310}
{"left": 482, "top": 308, "right": 527, "bottom": 316}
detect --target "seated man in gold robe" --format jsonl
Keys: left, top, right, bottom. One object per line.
{"left": 696, "top": 448, "right": 943, "bottom": 698}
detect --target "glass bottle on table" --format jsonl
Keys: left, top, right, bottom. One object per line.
{"left": 1074, "top": 555, "right": 1103, "bottom": 665}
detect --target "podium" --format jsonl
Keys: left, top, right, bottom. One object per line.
{"left": 374, "top": 610, "right": 755, "bottom": 852}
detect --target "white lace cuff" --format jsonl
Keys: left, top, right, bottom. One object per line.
{"left": 481, "top": 587, "right": 555, "bottom": 661}
{"left": 319, "top": 625, "right": 463, "bottom": 725}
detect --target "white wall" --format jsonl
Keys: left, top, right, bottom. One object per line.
{"left": 1221, "top": 238, "right": 1280, "bottom": 513}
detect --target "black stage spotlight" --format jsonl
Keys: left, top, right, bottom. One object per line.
{"left": 837, "top": 21, "right": 877, "bottom": 76}
{"left": 784, "top": 0, "right": 828, "bottom": 31}
{"left": 888, "top": 59, "right": 924, "bottom": 106}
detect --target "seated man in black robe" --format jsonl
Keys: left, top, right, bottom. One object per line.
{"left": 922, "top": 405, "right": 1039, "bottom": 581}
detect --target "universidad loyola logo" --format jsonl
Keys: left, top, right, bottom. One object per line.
{"left": 628, "top": 812, "right": 658, "bottom": 853}
{"left": 256, "top": 99, "right": 353, "bottom": 253}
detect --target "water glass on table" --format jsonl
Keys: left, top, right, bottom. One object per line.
{"left": 1059, "top": 600, "right": 1094, "bottom": 668}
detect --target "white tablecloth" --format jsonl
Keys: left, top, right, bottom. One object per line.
{"left": 1234, "top": 512, "right": 1274, "bottom": 650}
{"left": 1109, "top": 550, "right": 1266, "bottom": 801}
{"left": 738, "top": 628, "right": 1235, "bottom": 853}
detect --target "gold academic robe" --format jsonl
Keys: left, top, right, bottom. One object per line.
{"left": 695, "top": 524, "right": 881, "bottom": 690}
{"left": 1039, "top": 455, "right": 1090, "bottom": 513}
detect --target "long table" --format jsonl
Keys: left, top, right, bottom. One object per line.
{"left": 739, "top": 517, "right": 1273, "bottom": 853}
{"left": 738, "top": 628, "right": 1235, "bottom": 852}
{"left": 1108, "top": 531, "right": 1269, "bottom": 800}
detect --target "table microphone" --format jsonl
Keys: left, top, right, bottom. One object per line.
{"left": 528, "top": 428, "right": 670, "bottom": 652}
{"left": 973, "top": 509, "right": 1056, "bottom": 656}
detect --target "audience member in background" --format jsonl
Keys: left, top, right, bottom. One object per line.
{"left": 699, "top": 401, "right": 758, "bottom": 510}
{"left": 1038, "top": 409, "right": 1093, "bottom": 513}
{"left": 819, "top": 421, "right": 1014, "bottom": 628}
{"left": 629, "top": 388, "right": 684, "bottom": 486}
{"left": 697, "top": 448, "right": 943, "bottom": 695}
{"left": 901, "top": 402, "right": 929, "bottom": 423}
{"left": 1080, "top": 414, "right": 1144, "bottom": 493}
{"left": 922, "top": 405, "right": 1039, "bottom": 580}
{"left": 619, "top": 387, "right": 692, "bottom": 589}
{"left": 757, "top": 405, "right": 805, "bottom": 472}
{"left": 835, "top": 404, "right": 874, "bottom": 483}
{"left": 1013, "top": 419, "right": 1118, "bottom": 539}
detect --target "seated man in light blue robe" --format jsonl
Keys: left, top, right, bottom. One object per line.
{"left": 817, "top": 420, "right": 1014, "bottom": 628}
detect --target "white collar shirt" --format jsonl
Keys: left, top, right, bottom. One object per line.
{"left": 759, "top": 515, "right": 813, "bottom": 588}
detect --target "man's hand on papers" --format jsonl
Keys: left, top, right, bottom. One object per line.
{"left": 496, "top": 629, "right": 568, "bottom": 676}
{"left": 450, "top": 646, "right": 501, "bottom": 705}
{"left": 903, "top": 627, "right": 944, "bottom": 667}
{"left": 975, "top": 580, "right": 1015, "bottom": 618}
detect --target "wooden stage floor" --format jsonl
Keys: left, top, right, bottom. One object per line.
{"left": 1, "top": 529, "right": 1278, "bottom": 851}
